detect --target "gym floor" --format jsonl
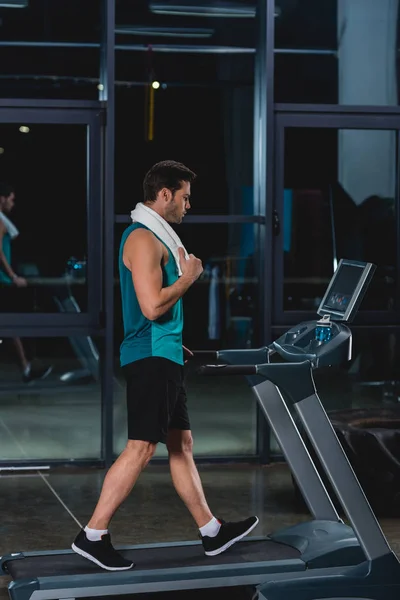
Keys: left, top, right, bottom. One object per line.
{"left": 0, "top": 462, "right": 400, "bottom": 600}
{"left": 0, "top": 353, "right": 399, "bottom": 599}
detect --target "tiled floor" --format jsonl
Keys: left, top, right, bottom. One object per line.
{"left": 0, "top": 462, "right": 399, "bottom": 600}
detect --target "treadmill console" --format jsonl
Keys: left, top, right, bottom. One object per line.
{"left": 271, "top": 259, "right": 376, "bottom": 368}
{"left": 271, "top": 318, "right": 351, "bottom": 368}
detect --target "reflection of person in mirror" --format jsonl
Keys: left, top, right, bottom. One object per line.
{"left": 0, "top": 183, "right": 52, "bottom": 383}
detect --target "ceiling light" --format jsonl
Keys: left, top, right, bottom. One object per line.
{"left": 116, "top": 26, "right": 214, "bottom": 38}
{"left": 149, "top": 1, "right": 256, "bottom": 18}
{"left": 19, "top": 125, "right": 30, "bottom": 133}
{"left": 0, "top": 0, "right": 28, "bottom": 7}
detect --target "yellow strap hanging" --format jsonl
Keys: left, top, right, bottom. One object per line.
{"left": 148, "top": 83, "right": 155, "bottom": 142}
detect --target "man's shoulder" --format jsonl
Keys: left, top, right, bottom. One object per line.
{"left": 123, "top": 224, "right": 161, "bottom": 252}
{"left": 126, "top": 224, "right": 156, "bottom": 242}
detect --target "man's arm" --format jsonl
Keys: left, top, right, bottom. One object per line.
{"left": 0, "top": 221, "right": 17, "bottom": 282}
{"left": 123, "top": 228, "right": 202, "bottom": 321}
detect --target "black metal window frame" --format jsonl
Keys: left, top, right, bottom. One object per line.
{"left": 0, "top": 3, "right": 114, "bottom": 470}
{"left": 273, "top": 108, "right": 400, "bottom": 327}
{"left": 0, "top": 0, "right": 274, "bottom": 469}
{"left": 0, "top": 100, "right": 104, "bottom": 336}
{"left": 111, "top": 0, "right": 275, "bottom": 465}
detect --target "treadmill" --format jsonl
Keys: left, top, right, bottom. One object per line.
{"left": 53, "top": 292, "right": 99, "bottom": 383}
{"left": 1, "top": 259, "right": 399, "bottom": 600}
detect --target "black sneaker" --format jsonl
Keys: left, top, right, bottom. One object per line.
{"left": 23, "top": 365, "right": 53, "bottom": 383}
{"left": 72, "top": 529, "right": 134, "bottom": 571}
{"left": 201, "top": 516, "right": 259, "bottom": 556}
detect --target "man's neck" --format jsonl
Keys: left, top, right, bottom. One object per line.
{"left": 143, "top": 201, "right": 167, "bottom": 220}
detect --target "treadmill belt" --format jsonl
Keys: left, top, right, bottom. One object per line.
{"left": 6, "top": 539, "right": 300, "bottom": 579}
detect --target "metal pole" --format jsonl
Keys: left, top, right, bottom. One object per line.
{"left": 253, "top": 0, "right": 275, "bottom": 464}
{"left": 100, "top": 0, "right": 115, "bottom": 468}
{"left": 264, "top": 0, "right": 275, "bottom": 345}
{"left": 0, "top": 40, "right": 337, "bottom": 56}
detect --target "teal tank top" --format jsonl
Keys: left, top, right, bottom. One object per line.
{"left": 0, "top": 233, "right": 12, "bottom": 285}
{"left": 119, "top": 223, "right": 184, "bottom": 367}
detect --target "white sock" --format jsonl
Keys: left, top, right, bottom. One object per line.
{"left": 84, "top": 525, "right": 108, "bottom": 541}
{"left": 199, "top": 517, "right": 221, "bottom": 538}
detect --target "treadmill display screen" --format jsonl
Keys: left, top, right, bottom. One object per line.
{"left": 317, "top": 259, "right": 376, "bottom": 323}
{"left": 323, "top": 264, "right": 363, "bottom": 314}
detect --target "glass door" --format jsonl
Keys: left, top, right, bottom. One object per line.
{"left": 269, "top": 109, "right": 400, "bottom": 457}
{"left": 273, "top": 111, "right": 400, "bottom": 326}
{"left": 0, "top": 102, "right": 104, "bottom": 466}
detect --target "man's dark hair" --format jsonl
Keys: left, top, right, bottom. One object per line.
{"left": 143, "top": 160, "right": 196, "bottom": 202}
{"left": 0, "top": 183, "right": 14, "bottom": 198}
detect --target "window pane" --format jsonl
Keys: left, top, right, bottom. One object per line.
{"left": 181, "top": 223, "right": 260, "bottom": 349}
{"left": 275, "top": 0, "right": 399, "bottom": 106}
{"left": 0, "top": 0, "right": 100, "bottom": 100}
{"left": 114, "top": 359, "right": 258, "bottom": 458}
{"left": 114, "top": 3, "right": 255, "bottom": 215}
{"left": 0, "top": 335, "right": 101, "bottom": 461}
{"left": 115, "top": 77, "right": 254, "bottom": 215}
{"left": 281, "top": 128, "right": 397, "bottom": 311}
{"left": 113, "top": 222, "right": 261, "bottom": 457}
{"left": 0, "top": 123, "right": 88, "bottom": 313}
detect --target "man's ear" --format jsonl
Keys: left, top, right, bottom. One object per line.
{"left": 161, "top": 187, "right": 172, "bottom": 202}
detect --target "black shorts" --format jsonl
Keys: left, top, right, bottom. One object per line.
{"left": 122, "top": 357, "right": 190, "bottom": 444}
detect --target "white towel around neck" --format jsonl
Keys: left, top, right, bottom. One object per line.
{"left": 0, "top": 211, "right": 19, "bottom": 239}
{"left": 130, "top": 202, "right": 189, "bottom": 276}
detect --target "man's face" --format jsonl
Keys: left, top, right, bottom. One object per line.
{"left": 165, "top": 181, "right": 191, "bottom": 224}
{"left": 0, "top": 192, "right": 15, "bottom": 213}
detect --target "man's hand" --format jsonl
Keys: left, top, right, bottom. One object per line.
{"left": 13, "top": 276, "right": 27, "bottom": 288}
{"left": 178, "top": 247, "right": 203, "bottom": 282}
{"left": 183, "top": 344, "right": 193, "bottom": 363}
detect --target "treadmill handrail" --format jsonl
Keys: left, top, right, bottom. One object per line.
{"left": 198, "top": 364, "right": 257, "bottom": 376}
{"left": 199, "top": 361, "right": 317, "bottom": 406}
{"left": 194, "top": 347, "right": 270, "bottom": 366}
{"left": 272, "top": 341, "right": 317, "bottom": 364}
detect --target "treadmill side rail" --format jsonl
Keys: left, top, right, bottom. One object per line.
{"left": 11, "top": 558, "right": 305, "bottom": 600}
{"left": 9, "top": 578, "right": 40, "bottom": 600}
{"left": 0, "top": 552, "right": 25, "bottom": 575}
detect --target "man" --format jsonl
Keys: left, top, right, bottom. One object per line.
{"left": 72, "top": 160, "right": 258, "bottom": 571}
{"left": 0, "top": 183, "right": 52, "bottom": 383}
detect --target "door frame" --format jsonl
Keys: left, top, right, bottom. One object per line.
{"left": 0, "top": 99, "right": 103, "bottom": 333}
{"left": 0, "top": 99, "right": 107, "bottom": 469}
{"left": 273, "top": 107, "right": 400, "bottom": 327}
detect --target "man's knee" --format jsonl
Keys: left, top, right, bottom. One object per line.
{"left": 125, "top": 439, "right": 157, "bottom": 466}
{"left": 167, "top": 430, "right": 194, "bottom": 455}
